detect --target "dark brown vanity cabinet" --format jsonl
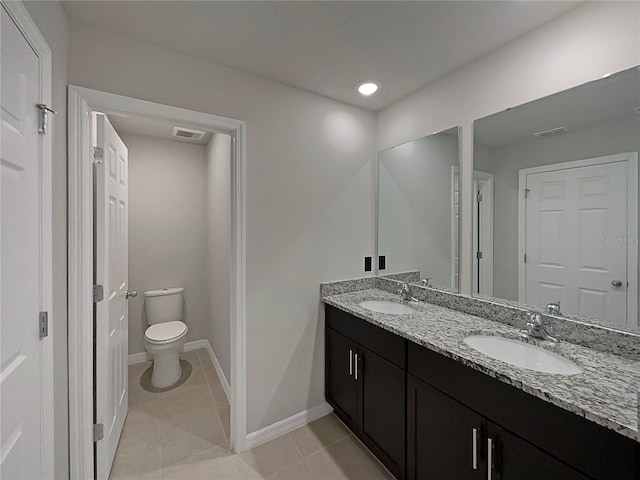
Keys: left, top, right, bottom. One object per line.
{"left": 325, "top": 305, "right": 639, "bottom": 480}
{"left": 325, "top": 306, "right": 407, "bottom": 479}
{"left": 407, "top": 375, "right": 486, "bottom": 480}
{"left": 408, "top": 342, "right": 638, "bottom": 480}
{"left": 407, "top": 375, "right": 589, "bottom": 480}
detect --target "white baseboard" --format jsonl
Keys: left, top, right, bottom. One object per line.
{"left": 245, "top": 402, "right": 334, "bottom": 450}
{"left": 128, "top": 338, "right": 231, "bottom": 403}
{"left": 128, "top": 351, "right": 152, "bottom": 365}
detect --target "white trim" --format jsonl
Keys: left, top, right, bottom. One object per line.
{"left": 68, "top": 87, "right": 248, "bottom": 478}
{"left": 473, "top": 171, "right": 494, "bottom": 296}
{"left": 245, "top": 403, "right": 334, "bottom": 450}
{"left": 127, "top": 351, "right": 151, "bottom": 365}
{"left": 2, "top": 2, "right": 55, "bottom": 478}
{"left": 127, "top": 339, "right": 231, "bottom": 403}
{"left": 626, "top": 155, "right": 638, "bottom": 327}
{"left": 451, "top": 166, "right": 460, "bottom": 290}
{"left": 518, "top": 152, "right": 638, "bottom": 326}
{"left": 67, "top": 90, "right": 94, "bottom": 480}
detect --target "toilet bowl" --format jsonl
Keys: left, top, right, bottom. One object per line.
{"left": 143, "top": 287, "right": 188, "bottom": 388}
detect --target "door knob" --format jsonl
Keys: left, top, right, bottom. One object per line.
{"left": 611, "top": 280, "right": 623, "bottom": 288}
{"left": 125, "top": 290, "right": 138, "bottom": 299}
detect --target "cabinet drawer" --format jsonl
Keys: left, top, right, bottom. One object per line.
{"left": 408, "top": 342, "right": 639, "bottom": 480}
{"left": 325, "top": 305, "right": 406, "bottom": 368}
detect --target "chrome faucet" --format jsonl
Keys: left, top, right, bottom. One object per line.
{"left": 420, "top": 277, "right": 432, "bottom": 288}
{"left": 521, "top": 311, "right": 557, "bottom": 343}
{"left": 545, "top": 301, "right": 562, "bottom": 316}
{"left": 397, "top": 282, "right": 417, "bottom": 302}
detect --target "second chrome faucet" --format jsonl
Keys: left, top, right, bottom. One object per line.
{"left": 521, "top": 311, "right": 558, "bottom": 343}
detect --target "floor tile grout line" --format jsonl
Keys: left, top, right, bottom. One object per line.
{"left": 303, "top": 431, "right": 352, "bottom": 460}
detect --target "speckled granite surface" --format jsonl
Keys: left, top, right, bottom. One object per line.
{"left": 322, "top": 287, "right": 640, "bottom": 442}
{"left": 375, "top": 277, "right": 640, "bottom": 361}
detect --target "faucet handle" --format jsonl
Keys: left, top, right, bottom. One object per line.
{"left": 420, "top": 277, "right": 432, "bottom": 287}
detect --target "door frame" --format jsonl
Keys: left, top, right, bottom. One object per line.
{"left": 68, "top": 86, "right": 248, "bottom": 478}
{"left": 1, "top": 1, "right": 55, "bottom": 477}
{"left": 518, "top": 152, "right": 638, "bottom": 325}
{"left": 472, "top": 171, "right": 494, "bottom": 296}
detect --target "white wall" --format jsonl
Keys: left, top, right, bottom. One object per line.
{"left": 123, "top": 133, "right": 209, "bottom": 355}
{"left": 206, "top": 133, "right": 232, "bottom": 383}
{"left": 68, "top": 22, "right": 377, "bottom": 434}
{"left": 377, "top": 1, "right": 640, "bottom": 295}
{"left": 483, "top": 117, "right": 640, "bottom": 302}
{"left": 378, "top": 132, "right": 458, "bottom": 287}
{"left": 21, "top": 2, "right": 69, "bottom": 478}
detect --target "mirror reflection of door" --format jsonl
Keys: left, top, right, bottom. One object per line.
{"left": 473, "top": 65, "right": 639, "bottom": 330}
{"left": 520, "top": 154, "right": 637, "bottom": 327}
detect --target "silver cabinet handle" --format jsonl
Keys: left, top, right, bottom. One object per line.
{"left": 472, "top": 428, "right": 478, "bottom": 470}
{"left": 349, "top": 350, "right": 353, "bottom": 376}
{"left": 487, "top": 438, "right": 493, "bottom": 480}
{"left": 611, "top": 280, "right": 623, "bottom": 288}
{"left": 125, "top": 290, "right": 137, "bottom": 299}
{"left": 354, "top": 353, "right": 358, "bottom": 380}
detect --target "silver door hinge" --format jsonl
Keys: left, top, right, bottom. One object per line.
{"left": 93, "top": 423, "right": 104, "bottom": 442}
{"left": 92, "top": 147, "right": 104, "bottom": 164}
{"left": 93, "top": 285, "right": 104, "bottom": 303}
{"left": 524, "top": 188, "right": 530, "bottom": 198}
{"left": 476, "top": 251, "right": 483, "bottom": 260}
{"left": 524, "top": 254, "right": 527, "bottom": 263}
{"left": 477, "top": 192, "right": 483, "bottom": 202}
{"left": 39, "top": 311, "right": 49, "bottom": 338}
{"left": 37, "top": 104, "right": 57, "bottom": 134}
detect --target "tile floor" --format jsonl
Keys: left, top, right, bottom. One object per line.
{"left": 111, "top": 348, "right": 392, "bottom": 480}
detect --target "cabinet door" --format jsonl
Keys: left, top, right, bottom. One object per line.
{"left": 359, "top": 346, "right": 406, "bottom": 479}
{"left": 326, "top": 328, "right": 358, "bottom": 429}
{"left": 487, "top": 423, "right": 590, "bottom": 480}
{"left": 407, "top": 375, "right": 485, "bottom": 480}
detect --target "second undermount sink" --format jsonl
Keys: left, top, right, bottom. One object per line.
{"left": 359, "top": 300, "right": 416, "bottom": 315}
{"left": 464, "top": 335, "right": 582, "bottom": 375}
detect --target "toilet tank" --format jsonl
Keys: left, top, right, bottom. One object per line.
{"left": 144, "top": 287, "right": 184, "bottom": 324}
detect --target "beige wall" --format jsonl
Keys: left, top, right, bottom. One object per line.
{"left": 206, "top": 134, "right": 232, "bottom": 383}
{"left": 68, "top": 22, "right": 377, "bottom": 434}
{"left": 21, "top": 2, "right": 69, "bottom": 477}
{"left": 377, "top": 1, "right": 640, "bottom": 296}
{"left": 122, "top": 133, "right": 209, "bottom": 355}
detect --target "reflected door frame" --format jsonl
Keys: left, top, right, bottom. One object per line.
{"left": 452, "top": 167, "right": 494, "bottom": 295}
{"left": 518, "top": 152, "right": 638, "bottom": 326}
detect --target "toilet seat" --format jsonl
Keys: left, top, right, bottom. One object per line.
{"left": 144, "top": 321, "right": 188, "bottom": 344}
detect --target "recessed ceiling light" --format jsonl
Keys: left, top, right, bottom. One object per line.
{"left": 357, "top": 82, "right": 379, "bottom": 96}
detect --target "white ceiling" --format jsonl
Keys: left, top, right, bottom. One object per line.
{"left": 474, "top": 66, "right": 640, "bottom": 149}
{"left": 61, "top": 1, "right": 583, "bottom": 111}
{"left": 109, "top": 112, "right": 213, "bottom": 144}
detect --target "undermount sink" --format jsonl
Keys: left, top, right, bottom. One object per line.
{"left": 463, "top": 335, "right": 582, "bottom": 375}
{"left": 359, "top": 300, "right": 416, "bottom": 315}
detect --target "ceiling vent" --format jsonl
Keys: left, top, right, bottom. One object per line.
{"left": 172, "top": 126, "right": 206, "bottom": 140}
{"left": 533, "top": 126, "right": 569, "bottom": 138}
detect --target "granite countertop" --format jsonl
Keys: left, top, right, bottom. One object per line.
{"left": 322, "top": 288, "right": 640, "bottom": 442}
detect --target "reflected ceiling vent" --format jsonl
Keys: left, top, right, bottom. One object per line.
{"left": 172, "top": 126, "right": 206, "bottom": 140}
{"left": 533, "top": 126, "right": 569, "bottom": 138}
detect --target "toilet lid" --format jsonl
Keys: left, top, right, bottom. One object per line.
{"left": 145, "top": 321, "right": 187, "bottom": 343}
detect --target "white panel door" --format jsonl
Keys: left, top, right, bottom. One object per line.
{"left": 525, "top": 161, "right": 628, "bottom": 324}
{"left": 0, "top": 6, "right": 48, "bottom": 479}
{"left": 94, "top": 114, "right": 129, "bottom": 480}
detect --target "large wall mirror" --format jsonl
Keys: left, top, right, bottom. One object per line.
{"left": 473, "top": 66, "right": 639, "bottom": 330}
{"left": 378, "top": 127, "right": 460, "bottom": 291}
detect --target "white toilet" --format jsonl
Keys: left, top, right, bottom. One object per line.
{"left": 143, "top": 287, "right": 188, "bottom": 388}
